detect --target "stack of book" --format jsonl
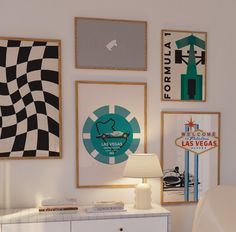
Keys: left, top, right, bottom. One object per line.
{"left": 39, "top": 198, "right": 79, "bottom": 212}
{"left": 85, "top": 201, "right": 125, "bottom": 213}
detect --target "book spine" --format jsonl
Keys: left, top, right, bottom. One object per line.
{"left": 39, "top": 207, "right": 78, "bottom": 212}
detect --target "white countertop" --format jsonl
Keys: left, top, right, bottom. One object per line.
{"left": 0, "top": 204, "right": 170, "bottom": 224}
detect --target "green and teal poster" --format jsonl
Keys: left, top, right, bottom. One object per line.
{"left": 162, "top": 30, "right": 207, "bottom": 101}
{"left": 76, "top": 81, "right": 146, "bottom": 187}
{"left": 83, "top": 105, "right": 141, "bottom": 164}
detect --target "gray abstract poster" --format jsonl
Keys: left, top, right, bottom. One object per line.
{"left": 75, "top": 18, "right": 147, "bottom": 70}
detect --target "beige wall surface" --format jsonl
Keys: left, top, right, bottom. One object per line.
{"left": 0, "top": 0, "right": 235, "bottom": 231}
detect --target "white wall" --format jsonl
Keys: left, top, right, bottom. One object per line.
{"left": 0, "top": 0, "right": 236, "bottom": 231}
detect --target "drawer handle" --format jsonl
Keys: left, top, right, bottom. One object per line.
{"left": 119, "top": 228, "right": 123, "bottom": 231}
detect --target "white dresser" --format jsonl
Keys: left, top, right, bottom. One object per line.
{"left": 0, "top": 204, "right": 170, "bottom": 232}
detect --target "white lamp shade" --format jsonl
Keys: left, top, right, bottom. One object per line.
{"left": 123, "top": 154, "right": 163, "bottom": 178}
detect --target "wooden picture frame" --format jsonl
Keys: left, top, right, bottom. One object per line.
{"left": 75, "top": 81, "right": 147, "bottom": 188}
{"left": 0, "top": 37, "right": 62, "bottom": 159}
{"left": 75, "top": 17, "right": 147, "bottom": 71}
{"left": 161, "top": 29, "right": 207, "bottom": 101}
{"left": 161, "top": 111, "right": 220, "bottom": 204}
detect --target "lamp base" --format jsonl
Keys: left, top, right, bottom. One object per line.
{"left": 134, "top": 183, "right": 152, "bottom": 209}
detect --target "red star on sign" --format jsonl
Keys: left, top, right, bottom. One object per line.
{"left": 185, "top": 117, "right": 196, "bottom": 130}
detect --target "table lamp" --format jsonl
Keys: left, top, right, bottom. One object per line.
{"left": 123, "top": 153, "right": 163, "bottom": 209}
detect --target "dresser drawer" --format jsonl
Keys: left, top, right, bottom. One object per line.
{"left": 72, "top": 216, "right": 168, "bottom": 232}
{"left": 2, "top": 221, "right": 70, "bottom": 232}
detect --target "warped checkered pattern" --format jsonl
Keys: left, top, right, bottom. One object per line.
{"left": 0, "top": 39, "right": 60, "bottom": 158}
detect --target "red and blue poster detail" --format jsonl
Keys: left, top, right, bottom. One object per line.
{"left": 163, "top": 117, "right": 219, "bottom": 202}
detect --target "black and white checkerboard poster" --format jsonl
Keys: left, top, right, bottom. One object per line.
{"left": 0, "top": 37, "right": 61, "bottom": 158}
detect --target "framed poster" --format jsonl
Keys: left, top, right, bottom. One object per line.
{"left": 161, "top": 30, "right": 207, "bottom": 101}
{"left": 161, "top": 112, "right": 220, "bottom": 204}
{"left": 76, "top": 81, "right": 147, "bottom": 188}
{"left": 75, "top": 17, "right": 147, "bottom": 71}
{"left": 0, "top": 37, "right": 62, "bottom": 159}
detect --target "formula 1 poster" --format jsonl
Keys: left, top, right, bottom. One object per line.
{"left": 161, "top": 30, "right": 207, "bottom": 101}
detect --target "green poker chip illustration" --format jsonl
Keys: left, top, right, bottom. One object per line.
{"left": 82, "top": 105, "right": 141, "bottom": 164}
